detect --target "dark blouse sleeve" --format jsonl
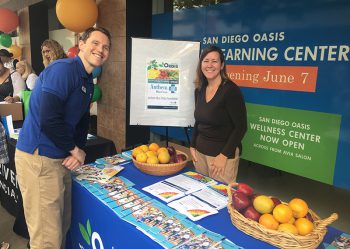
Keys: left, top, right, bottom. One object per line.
{"left": 221, "top": 83, "right": 247, "bottom": 157}
{"left": 190, "top": 88, "right": 199, "bottom": 148}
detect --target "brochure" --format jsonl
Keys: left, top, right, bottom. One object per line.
{"left": 210, "top": 239, "right": 244, "bottom": 249}
{"left": 95, "top": 153, "right": 131, "bottom": 166}
{"left": 142, "top": 181, "right": 185, "bottom": 203}
{"left": 162, "top": 174, "right": 208, "bottom": 194}
{"left": 183, "top": 171, "right": 218, "bottom": 186}
{"left": 100, "top": 176, "right": 135, "bottom": 193}
{"left": 191, "top": 184, "right": 228, "bottom": 210}
{"left": 324, "top": 232, "right": 350, "bottom": 248}
{"left": 168, "top": 195, "right": 218, "bottom": 221}
{"left": 174, "top": 229, "right": 224, "bottom": 249}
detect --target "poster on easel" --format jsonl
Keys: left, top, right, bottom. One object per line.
{"left": 130, "top": 38, "right": 200, "bottom": 127}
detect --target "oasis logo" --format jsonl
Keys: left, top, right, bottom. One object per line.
{"left": 79, "top": 219, "right": 105, "bottom": 249}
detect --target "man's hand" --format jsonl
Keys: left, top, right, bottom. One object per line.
{"left": 62, "top": 155, "right": 82, "bottom": 171}
{"left": 70, "top": 146, "right": 86, "bottom": 165}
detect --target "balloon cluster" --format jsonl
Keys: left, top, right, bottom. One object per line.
{"left": 0, "top": 8, "right": 19, "bottom": 49}
{"left": 0, "top": 8, "right": 21, "bottom": 58}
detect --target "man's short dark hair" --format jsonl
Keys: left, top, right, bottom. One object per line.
{"left": 79, "top": 27, "right": 112, "bottom": 47}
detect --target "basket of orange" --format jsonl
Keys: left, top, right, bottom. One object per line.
{"left": 132, "top": 143, "right": 188, "bottom": 176}
{"left": 227, "top": 182, "right": 338, "bottom": 249}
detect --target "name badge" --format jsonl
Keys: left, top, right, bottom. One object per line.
{"left": 81, "top": 86, "right": 86, "bottom": 93}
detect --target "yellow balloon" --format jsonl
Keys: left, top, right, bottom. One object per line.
{"left": 56, "top": 0, "right": 98, "bottom": 33}
{"left": 8, "top": 44, "right": 22, "bottom": 59}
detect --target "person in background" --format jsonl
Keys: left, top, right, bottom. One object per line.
{"left": 0, "top": 241, "right": 10, "bottom": 249}
{"left": 41, "top": 39, "right": 67, "bottom": 68}
{"left": 16, "top": 60, "right": 38, "bottom": 90}
{"left": 4, "top": 60, "right": 38, "bottom": 103}
{"left": 0, "top": 48, "right": 18, "bottom": 73}
{"left": 1, "top": 124, "right": 10, "bottom": 249}
{"left": 15, "top": 27, "right": 111, "bottom": 249}
{"left": 190, "top": 45, "right": 247, "bottom": 184}
{"left": 0, "top": 57, "right": 25, "bottom": 102}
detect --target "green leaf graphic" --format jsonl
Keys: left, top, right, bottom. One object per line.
{"left": 87, "top": 219, "right": 92, "bottom": 237}
{"left": 79, "top": 223, "right": 91, "bottom": 246}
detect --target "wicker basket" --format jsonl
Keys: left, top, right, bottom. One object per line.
{"left": 227, "top": 183, "right": 338, "bottom": 249}
{"left": 132, "top": 150, "right": 188, "bottom": 176}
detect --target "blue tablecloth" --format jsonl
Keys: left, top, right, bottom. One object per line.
{"left": 67, "top": 162, "right": 342, "bottom": 249}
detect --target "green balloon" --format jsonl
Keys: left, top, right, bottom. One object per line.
{"left": 0, "top": 33, "right": 12, "bottom": 48}
{"left": 92, "top": 84, "right": 102, "bottom": 102}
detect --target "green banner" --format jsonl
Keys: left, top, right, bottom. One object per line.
{"left": 241, "top": 103, "right": 341, "bottom": 184}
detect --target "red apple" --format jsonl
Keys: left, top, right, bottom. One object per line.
{"left": 232, "top": 192, "right": 251, "bottom": 211}
{"left": 167, "top": 146, "right": 177, "bottom": 156}
{"left": 271, "top": 197, "right": 282, "bottom": 207}
{"left": 305, "top": 212, "right": 314, "bottom": 222}
{"left": 237, "top": 183, "right": 254, "bottom": 197}
{"left": 175, "top": 154, "right": 186, "bottom": 163}
{"left": 243, "top": 206, "right": 261, "bottom": 222}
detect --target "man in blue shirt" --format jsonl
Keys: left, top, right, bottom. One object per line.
{"left": 15, "top": 27, "right": 111, "bottom": 249}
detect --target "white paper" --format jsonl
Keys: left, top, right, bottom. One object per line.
{"left": 163, "top": 174, "right": 207, "bottom": 195}
{"left": 191, "top": 187, "right": 228, "bottom": 210}
{"left": 168, "top": 195, "right": 218, "bottom": 221}
{"left": 142, "top": 182, "right": 185, "bottom": 203}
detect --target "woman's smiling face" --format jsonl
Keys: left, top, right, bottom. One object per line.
{"left": 201, "top": 51, "right": 224, "bottom": 81}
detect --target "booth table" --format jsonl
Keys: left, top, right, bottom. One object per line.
{"left": 67, "top": 161, "right": 343, "bottom": 249}
{"left": 0, "top": 135, "right": 116, "bottom": 237}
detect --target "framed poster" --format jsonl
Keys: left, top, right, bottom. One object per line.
{"left": 130, "top": 38, "right": 200, "bottom": 127}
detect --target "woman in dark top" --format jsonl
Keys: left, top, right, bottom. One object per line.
{"left": 0, "top": 57, "right": 25, "bottom": 102}
{"left": 190, "top": 46, "right": 247, "bottom": 184}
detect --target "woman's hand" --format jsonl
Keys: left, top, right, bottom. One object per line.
{"left": 190, "top": 147, "right": 198, "bottom": 162}
{"left": 4, "top": 96, "right": 19, "bottom": 103}
{"left": 210, "top": 153, "right": 227, "bottom": 178}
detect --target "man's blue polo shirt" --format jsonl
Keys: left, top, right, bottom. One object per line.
{"left": 17, "top": 56, "right": 94, "bottom": 158}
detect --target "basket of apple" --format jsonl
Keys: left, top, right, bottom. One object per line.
{"left": 227, "top": 182, "right": 338, "bottom": 249}
{"left": 132, "top": 143, "right": 188, "bottom": 176}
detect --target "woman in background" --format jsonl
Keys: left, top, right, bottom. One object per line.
{"left": 16, "top": 60, "right": 38, "bottom": 90}
{"left": 0, "top": 57, "right": 25, "bottom": 102}
{"left": 41, "top": 39, "right": 67, "bottom": 67}
{"left": 5, "top": 61, "right": 38, "bottom": 103}
{"left": 190, "top": 45, "right": 247, "bottom": 184}
{"left": 0, "top": 48, "right": 18, "bottom": 73}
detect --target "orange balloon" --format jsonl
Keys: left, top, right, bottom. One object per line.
{"left": 8, "top": 44, "right": 22, "bottom": 59}
{"left": 0, "top": 8, "right": 19, "bottom": 33}
{"left": 56, "top": 0, "right": 98, "bottom": 33}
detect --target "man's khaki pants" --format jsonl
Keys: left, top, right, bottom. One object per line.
{"left": 193, "top": 148, "right": 240, "bottom": 184}
{"left": 15, "top": 149, "right": 71, "bottom": 249}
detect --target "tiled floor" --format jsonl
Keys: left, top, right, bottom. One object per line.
{"left": 1, "top": 158, "right": 349, "bottom": 248}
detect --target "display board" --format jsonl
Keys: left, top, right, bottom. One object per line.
{"left": 152, "top": 0, "right": 350, "bottom": 190}
{"left": 130, "top": 38, "right": 200, "bottom": 127}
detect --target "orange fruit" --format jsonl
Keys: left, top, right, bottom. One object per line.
{"left": 288, "top": 217, "right": 295, "bottom": 224}
{"left": 259, "top": 213, "right": 279, "bottom": 230}
{"left": 158, "top": 151, "right": 170, "bottom": 164}
{"left": 146, "top": 151, "right": 157, "bottom": 158}
{"left": 140, "top": 144, "right": 149, "bottom": 152}
{"left": 132, "top": 147, "right": 143, "bottom": 158}
{"left": 157, "top": 147, "right": 168, "bottom": 154}
{"left": 253, "top": 195, "right": 275, "bottom": 214}
{"left": 294, "top": 218, "right": 314, "bottom": 236}
{"left": 289, "top": 198, "right": 309, "bottom": 218}
{"left": 146, "top": 156, "right": 159, "bottom": 164}
{"left": 136, "top": 152, "right": 147, "bottom": 163}
{"left": 278, "top": 223, "right": 299, "bottom": 235}
{"left": 148, "top": 143, "right": 160, "bottom": 153}
{"left": 273, "top": 204, "right": 293, "bottom": 223}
